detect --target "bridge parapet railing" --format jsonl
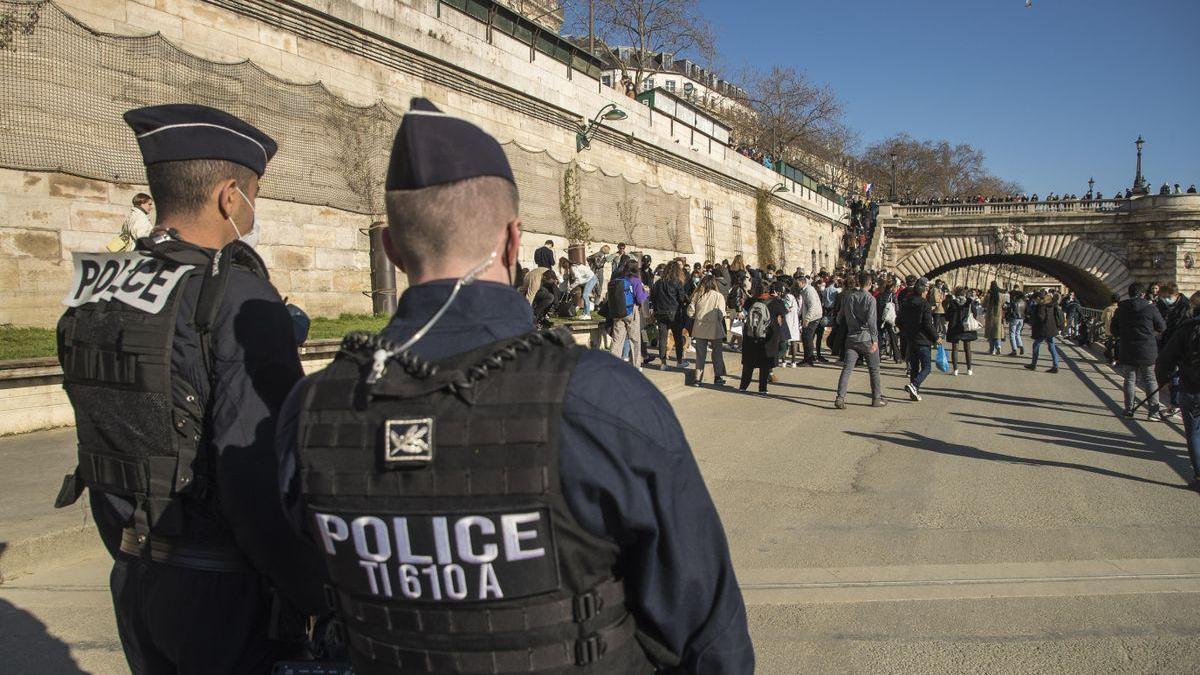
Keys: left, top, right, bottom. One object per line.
{"left": 890, "top": 199, "right": 1130, "bottom": 218}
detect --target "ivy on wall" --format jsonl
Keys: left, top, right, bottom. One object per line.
{"left": 755, "top": 188, "right": 777, "bottom": 266}
{"left": 560, "top": 161, "right": 592, "bottom": 245}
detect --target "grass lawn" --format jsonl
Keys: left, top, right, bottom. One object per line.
{"left": 0, "top": 313, "right": 393, "bottom": 363}
{"left": 306, "top": 313, "right": 392, "bottom": 341}
{"left": 0, "top": 326, "right": 58, "bottom": 361}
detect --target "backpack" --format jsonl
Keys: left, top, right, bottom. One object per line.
{"left": 745, "top": 301, "right": 772, "bottom": 340}
{"left": 882, "top": 299, "right": 897, "bottom": 325}
{"left": 606, "top": 278, "right": 630, "bottom": 320}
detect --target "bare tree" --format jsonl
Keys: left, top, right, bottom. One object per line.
{"left": 859, "top": 133, "right": 1022, "bottom": 200}
{"left": 724, "top": 66, "right": 848, "bottom": 167}
{"left": 566, "top": 0, "right": 714, "bottom": 92}
{"left": 617, "top": 197, "right": 640, "bottom": 245}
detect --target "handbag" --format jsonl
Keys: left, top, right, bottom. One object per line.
{"left": 106, "top": 232, "right": 133, "bottom": 253}
{"left": 935, "top": 344, "right": 951, "bottom": 373}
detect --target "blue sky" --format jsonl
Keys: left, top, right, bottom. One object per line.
{"left": 699, "top": 0, "right": 1199, "bottom": 195}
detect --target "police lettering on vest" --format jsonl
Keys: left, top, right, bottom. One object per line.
{"left": 63, "top": 251, "right": 194, "bottom": 314}
{"left": 313, "top": 509, "right": 559, "bottom": 602}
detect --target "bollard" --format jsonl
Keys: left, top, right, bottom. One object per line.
{"left": 364, "top": 222, "right": 397, "bottom": 316}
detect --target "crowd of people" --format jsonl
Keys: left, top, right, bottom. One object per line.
{"left": 897, "top": 183, "right": 1196, "bottom": 206}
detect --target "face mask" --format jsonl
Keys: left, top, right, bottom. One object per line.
{"left": 227, "top": 186, "right": 259, "bottom": 248}
{"left": 1162, "top": 296, "right": 1177, "bottom": 306}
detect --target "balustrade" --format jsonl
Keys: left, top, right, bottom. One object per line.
{"left": 889, "top": 199, "right": 1130, "bottom": 218}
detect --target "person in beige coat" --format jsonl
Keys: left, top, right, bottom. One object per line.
{"left": 688, "top": 276, "right": 728, "bottom": 386}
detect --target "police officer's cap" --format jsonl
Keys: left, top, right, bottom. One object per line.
{"left": 386, "top": 98, "right": 515, "bottom": 191}
{"left": 123, "top": 104, "right": 278, "bottom": 177}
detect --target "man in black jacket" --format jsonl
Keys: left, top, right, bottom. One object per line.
{"left": 1157, "top": 317, "right": 1200, "bottom": 487}
{"left": 533, "top": 239, "right": 555, "bottom": 268}
{"left": 1112, "top": 282, "right": 1167, "bottom": 419}
{"left": 898, "top": 278, "right": 940, "bottom": 401}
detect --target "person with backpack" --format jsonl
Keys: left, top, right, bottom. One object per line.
{"left": 1006, "top": 291, "right": 1027, "bottom": 356}
{"left": 1156, "top": 315, "right": 1200, "bottom": 488}
{"left": 738, "top": 282, "right": 786, "bottom": 394}
{"left": 607, "top": 259, "right": 648, "bottom": 370}
{"left": 1025, "top": 290, "right": 1065, "bottom": 373}
{"left": 650, "top": 261, "right": 690, "bottom": 369}
{"left": 1111, "top": 282, "right": 1167, "bottom": 418}
{"left": 834, "top": 272, "right": 886, "bottom": 409}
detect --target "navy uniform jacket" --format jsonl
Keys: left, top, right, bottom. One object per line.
{"left": 89, "top": 257, "right": 327, "bottom": 614}
{"left": 276, "top": 280, "right": 755, "bottom": 674}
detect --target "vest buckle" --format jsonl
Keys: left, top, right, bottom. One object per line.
{"left": 572, "top": 589, "right": 603, "bottom": 622}
{"left": 574, "top": 634, "right": 607, "bottom": 666}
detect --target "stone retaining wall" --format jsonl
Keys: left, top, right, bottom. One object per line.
{"left": 1, "top": 0, "right": 849, "bottom": 328}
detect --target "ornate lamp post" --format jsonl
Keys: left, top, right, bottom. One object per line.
{"left": 1132, "top": 135, "right": 1149, "bottom": 195}
{"left": 1088, "top": 177, "right": 1095, "bottom": 196}
{"left": 889, "top": 151, "right": 898, "bottom": 201}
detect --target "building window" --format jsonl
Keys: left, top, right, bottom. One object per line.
{"left": 643, "top": 77, "right": 654, "bottom": 91}
{"left": 601, "top": 75, "right": 612, "bottom": 87}
{"left": 666, "top": 80, "right": 676, "bottom": 92}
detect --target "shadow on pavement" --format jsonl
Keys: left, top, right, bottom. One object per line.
{"left": 845, "top": 430, "right": 1191, "bottom": 491}
{"left": 954, "top": 412, "right": 1189, "bottom": 456}
{"left": 0, "top": 544, "right": 88, "bottom": 675}
{"left": 918, "top": 386, "right": 1110, "bottom": 413}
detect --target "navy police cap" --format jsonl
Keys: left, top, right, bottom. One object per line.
{"left": 386, "top": 98, "right": 515, "bottom": 191}
{"left": 123, "top": 104, "right": 278, "bottom": 177}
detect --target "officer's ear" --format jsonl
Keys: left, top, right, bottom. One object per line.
{"left": 214, "top": 179, "right": 241, "bottom": 221}
{"left": 380, "top": 227, "right": 407, "bottom": 274}
{"left": 502, "top": 219, "right": 521, "bottom": 269}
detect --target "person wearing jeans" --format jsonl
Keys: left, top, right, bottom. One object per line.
{"left": 898, "top": 280, "right": 939, "bottom": 401}
{"left": 1158, "top": 320, "right": 1200, "bottom": 485}
{"left": 1025, "top": 290, "right": 1064, "bottom": 374}
{"left": 834, "top": 273, "right": 885, "bottom": 408}
{"left": 1031, "top": 335, "right": 1059, "bottom": 369}
{"left": 1110, "top": 282, "right": 1167, "bottom": 416}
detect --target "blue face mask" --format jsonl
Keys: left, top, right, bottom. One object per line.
{"left": 1162, "top": 296, "right": 1177, "bottom": 306}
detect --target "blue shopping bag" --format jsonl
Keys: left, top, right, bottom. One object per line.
{"left": 935, "top": 344, "right": 950, "bottom": 373}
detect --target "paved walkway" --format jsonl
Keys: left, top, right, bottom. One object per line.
{"left": 1, "top": 340, "right": 1197, "bottom": 673}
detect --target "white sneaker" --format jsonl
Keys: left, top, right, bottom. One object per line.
{"left": 952, "top": 369, "right": 959, "bottom": 376}
{"left": 967, "top": 369, "right": 974, "bottom": 376}
{"left": 578, "top": 314, "right": 591, "bottom": 320}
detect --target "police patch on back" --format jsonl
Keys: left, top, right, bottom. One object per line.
{"left": 63, "top": 252, "right": 194, "bottom": 314}
{"left": 314, "top": 509, "right": 561, "bottom": 602}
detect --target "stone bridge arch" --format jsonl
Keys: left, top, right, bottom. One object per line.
{"left": 893, "top": 235, "right": 1131, "bottom": 307}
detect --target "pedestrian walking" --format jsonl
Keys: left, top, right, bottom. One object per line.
{"left": 650, "top": 260, "right": 689, "bottom": 369}
{"left": 739, "top": 283, "right": 786, "bottom": 394}
{"left": 945, "top": 287, "right": 979, "bottom": 375}
{"left": 835, "top": 272, "right": 886, "bottom": 408}
{"left": 782, "top": 282, "right": 802, "bottom": 367}
{"left": 1006, "top": 290, "right": 1027, "bottom": 356}
{"left": 608, "top": 258, "right": 648, "bottom": 369}
{"left": 983, "top": 281, "right": 1006, "bottom": 354}
{"left": 1025, "top": 290, "right": 1065, "bottom": 373}
{"left": 797, "top": 275, "right": 823, "bottom": 365}
{"left": 689, "top": 275, "right": 728, "bottom": 386}
{"left": 1111, "top": 283, "right": 1168, "bottom": 418}
{"left": 1156, "top": 315, "right": 1200, "bottom": 487}
{"left": 899, "top": 278, "right": 940, "bottom": 401}
{"left": 107, "top": 192, "right": 154, "bottom": 252}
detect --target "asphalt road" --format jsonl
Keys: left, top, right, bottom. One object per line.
{"left": 1, "top": 340, "right": 1197, "bottom": 674}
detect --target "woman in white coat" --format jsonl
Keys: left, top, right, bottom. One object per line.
{"left": 688, "top": 276, "right": 728, "bottom": 386}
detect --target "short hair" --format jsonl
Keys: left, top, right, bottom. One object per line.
{"left": 1110, "top": 293, "right": 1121, "bottom": 304}
{"left": 1160, "top": 283, "right": 1177, "bottom": 295}
{"left": 617, "top": 242, "right": 626, "bottom": 249}
{"left": 132, "top": 193, "right": 152, "bottom": 207}
{"left": 856, "top": 271, "right": 872, "bottom": 287}
{"left": 145, "top": 160, "right": 255, "bottom": 220}
{"left": 545, "top": 239, "right": 554, "bottom": 246}
{"left": 385, "top": 176, "right": 519, "bottom": 277}
{"left": 1128, "top": 282, "right": 1143, "bottom": 298}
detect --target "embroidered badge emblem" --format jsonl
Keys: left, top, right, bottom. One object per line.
{"left": 383, "top": 418, "right": 434, "bottom": 465}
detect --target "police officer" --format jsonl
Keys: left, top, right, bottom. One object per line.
{"left": 274, "top": 99, "right": 754, "bottom": 674}
{"left": 54, "top": 104, "right": 326, "bottom": 674}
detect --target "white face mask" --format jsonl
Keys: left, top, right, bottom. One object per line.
{"left": 227, "top": 186, "right": 259, "bottom": 248}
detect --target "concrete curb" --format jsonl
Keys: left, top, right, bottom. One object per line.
{"left": 0, "top": 522, "right": 102, "bottom": 584}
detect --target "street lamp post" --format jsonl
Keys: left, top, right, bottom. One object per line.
{"left": 576, "top": 103, "right": 628, "bottom": 151}
{"left": 1132, "top": 135, "right": 1149, "bottom": 195}
{"left": 1088, "top": 177, "right": 1095, "bottom": 197}
{"left": 889, "top": 151, "right": 897, "bottom": 201}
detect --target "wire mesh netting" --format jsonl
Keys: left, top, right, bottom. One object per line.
{"left": 0, "top": 0, "right": 692, "bottom": 252}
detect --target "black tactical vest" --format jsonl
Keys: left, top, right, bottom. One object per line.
{"left": 296, "top": 328, "right": 654, "bottom": 675}
{"left": 55, "top": 237, "right": 265, "bottom": 565}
